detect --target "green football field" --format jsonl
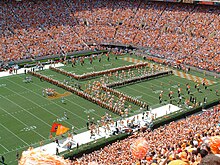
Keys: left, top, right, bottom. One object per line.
{"left": 0, "top": 54, "right": 219, "bottom": 164}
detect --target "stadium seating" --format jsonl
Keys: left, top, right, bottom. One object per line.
{"left": 1, "top": 1, "right": 220, "bottom": 164}
{"left": 0, "top": 0, "right": 220, "bottom": 73}
{"left": 73, "top": 104, "right": 220, "bottom": 164}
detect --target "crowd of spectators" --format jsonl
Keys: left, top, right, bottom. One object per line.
{"left": 0, "top": 0, "right": 86, "bottom": 63}
{"left": 73, "top": 104, "right": 220, "bottom": 165}
{"left": 1, "top": 1, "right": 219, "bottom": 164}
{"left": 0, "top": 0, "right": 220, "bottom": 73}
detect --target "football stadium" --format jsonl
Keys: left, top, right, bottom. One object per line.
{"left": 0, "top": 0, "right": 220, "bottom": 164}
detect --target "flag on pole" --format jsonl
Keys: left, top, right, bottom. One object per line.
{"left": 56, "top": 125, "right": 70, "bottom": 136}
{"left": 50, "top": 123, "right": 62, "bottom": 133}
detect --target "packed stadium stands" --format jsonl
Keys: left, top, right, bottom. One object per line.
{"left": 1, "top": 0, "right": 220, "bottom": 164}
{"left": 0, "top": 0, "right": 220, "bottom": 72}
{"left": 73, "top": 104, "right": 220, "bottom": 164}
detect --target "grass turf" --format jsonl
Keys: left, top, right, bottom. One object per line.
{"left": 0, "top": 54, "right": 219, "bottom": 164}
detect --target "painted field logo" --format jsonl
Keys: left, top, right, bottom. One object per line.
{"left": 84, "top": 109, "right": 95, "bottom": 114}
{"left": 0, "top": 84, "right": 6, "bottom": 87}
{"left": 21, "top": 126, "right": 37, "bottom": 132}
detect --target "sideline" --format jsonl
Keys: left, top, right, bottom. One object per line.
{"left": 0, "top": 63, "right": 64, "bottom": 78}
{"left": 0, "top": 61, "right": 181, "bottom": 158}
{"left": 33, "top": 104, "right": 180, "bottom": 155}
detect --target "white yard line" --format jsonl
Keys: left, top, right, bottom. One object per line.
{"left": 6, "top": 77, "right": 87, "bottom": 125}
{"left": 0, "top": 60, "right": 187, "bottom": 158}
{"left": 33, "top": 103, "right": 182, "bottom": 156}
{"left": 0, "top": 92, "right": 51, "bottom": 128}
{"left": 4, "top": 84, "right": 80, "bottom": 129}
{"left": 3, "top": 90, "right": 32, "bottom": 98}
{"left": 65, "top": 97, "right": 103, "bottom": 118}
{"left": 0, "top": 123, "right": 29, "bottom": 146}
{"left": 15, "top": 75, "right": 103, "bottom": 119}
{"left": 122, "top": 85, "right": 156, "bottom": 103}
{"left": 0, "top": 106, "right": 46, "bottom": 139}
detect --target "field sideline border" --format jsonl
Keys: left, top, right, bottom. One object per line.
{"left": 0, "top": 54, "right": 219, "bottom": 164}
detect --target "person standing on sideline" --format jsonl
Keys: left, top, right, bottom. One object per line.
{"left": 178, "top": 95, "right": 182, "bottom": 104}
{"left": 1, "top": 155, "right": 5, "bottom": 164}
{"left": 55, "top": 138, "right": 60, "bottom": 147}
{"left": 56, "top": 147, "right": 59, "bottom": 155}
{"left": 16, "top": 151, "right": 19, "bottom": 160}
{"left": 86, "top": 121, "right": 90, "bottom": 130}
{"left": 40, "top": 140, "right": 43, "bottom": 148}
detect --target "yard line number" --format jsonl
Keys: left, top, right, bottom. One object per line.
{"left": 153, "top": 90, "right": 161, "bottom": 94}
{"left": 84, "top": 109, "right": 95, "bottom": 114}
{"left": 55, "top": 117, "right": 68, "bottom": 122}
{"left": 0, "top": 84, "right": 6, "bottom": 87}
{"left": 134, "top": 95, "right": 142, "bottom": 99}
{"left": 21, "top": 126, "right": 37, "bottom": 132}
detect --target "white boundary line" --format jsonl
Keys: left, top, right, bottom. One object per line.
{"left": 14, "top": 75, "right": 108, "bottom": 119}
{"left": 6, "top": 77, "right": 87, "bottom": 124}
{"left": 0, "top": 92, "right": 51, "bottom": 127}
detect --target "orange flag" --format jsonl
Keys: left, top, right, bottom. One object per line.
{"left": 56, "top": 125, "right": 70, "bottom": 136}
{"left": 50, "top": 123, "right": 61, "bottom": 133}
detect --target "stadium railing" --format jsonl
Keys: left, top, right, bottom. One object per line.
{"left": 3, "top": 50, "right": 108, "bottom": 69}
{"left": 61, "top": 98, "right": 220, "bottom": 160}
{"left": 152, "top": 98, "right": 220, "bottom": 129}
{"left": 62, "top": 133, "right": 130, "bottom": 160}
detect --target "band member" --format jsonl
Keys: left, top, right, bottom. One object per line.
{"left": 90, "top": 56, "right": 93, "bottom": 64}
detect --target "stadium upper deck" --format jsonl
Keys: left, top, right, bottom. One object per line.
{"left": 0, "top": 0, "right": 220, "bottom": 73}
{"left": 151, "top": 0, "right": 220, "bottom": 5}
